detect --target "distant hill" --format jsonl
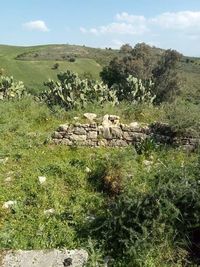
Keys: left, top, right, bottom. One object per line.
{"left": 0, "top": 44, "right": 116, "bottom": 94}
{"left": 0, "top": 44, "right": 200, "bottom": 101}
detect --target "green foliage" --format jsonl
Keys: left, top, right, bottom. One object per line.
{"left": 125, "top": 75, "right": 156, "bottom": 104}
{"left": 101, "top": 44, "right": 184, "bottom": 104}
{"left": 0, "top": 76, "right": 26, "bottom": 100}
{"left": 68, "top": 57, "right": 76, "bottom": 62}
{"left": 41, "top": 70, "right": 118, "bottom": 110}
{"left": 152, "top": 49, "right": 183, "bottom": 103}
{"left": 111, "top": 75, "right": 156, "bottom": 103}
{"left": 100, "top": 43, "right": 155, "bottom": 88}
{"left": 119, "top": 43, "right": 133, "bottom": 54}
{"left": 92, "top": 153, "right": 200, "bottom": 266}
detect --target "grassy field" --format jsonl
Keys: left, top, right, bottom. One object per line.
{"left": 0, "top": 98, "right": 199, "bottom": 266}
{"left": 0, "top": 45, "right": 103, "bottom": 94}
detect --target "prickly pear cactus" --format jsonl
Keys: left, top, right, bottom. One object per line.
{"left": 42, "top": 70, "right": 118, "bottom": 110}
{"left": 126, "top": 75, "right": 156, "bottom": 104}
{"left": 0, "top": 76, "right": 26, "bottom": 100}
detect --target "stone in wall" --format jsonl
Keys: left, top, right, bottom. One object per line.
{"left": 51, "top": 114, "right": 199, "bottom": 150}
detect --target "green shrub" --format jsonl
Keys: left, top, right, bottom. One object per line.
{"left": 91, "top": 152, "right": 200, "bottom": 266}
{"left": 126, "top": 75, "right": 155, "bottom": 104}
{"left": 41, "top": 70, "right": 118, "bottom": 110}
{"left": 0, "top": 76, "right": 27, "bottom": 100}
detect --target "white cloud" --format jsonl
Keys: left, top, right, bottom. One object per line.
{"left": 116, "top": 12, "right": 146, "bottom": 24}
{"left": 23, "top": 20, "right": 49, "bottom": 32}
{"left": 80, "top": 11, "right": 200, "bottom": 37}
{"left": 152, "top": 11, "right": 200, "bottom": 30}
{"left": 99, "top": 22, "right": 147, "bottom": 35}
{"left": 80, "top": 22, "right": 148, "bottom": 36}
{"left": 80, "top": 27, "right": 87, "bottom": 33}
{"left": 90, "top": 28, "right": 98, "bottom": 35}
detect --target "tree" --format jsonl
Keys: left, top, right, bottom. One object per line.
{"left": 152, "top": 49, "right": 182, "bottom": 103}
{"left": 120, "top": 43, "right": 133, "bottom": 54}
{"left": 100, "top": 43, "right": 153, "bottom": 100}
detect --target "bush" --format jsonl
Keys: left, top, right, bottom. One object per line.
{"left": 90, "top": 152, "right": 200, "bottom": 265}
{"left": 69, "top": 57, "right": 76, "bottom": 62}
{"left": 41, "top": 71, "right": 118, "bottom": 110}
{"left": 52, "top": 63, "right": 59, "bottom": 70}
{"left": 0, "top": 76, "right": 27, "bottom": 100}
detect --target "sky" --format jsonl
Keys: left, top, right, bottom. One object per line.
{"left": 1, "top": 0, "right": 200, "bottom": 56}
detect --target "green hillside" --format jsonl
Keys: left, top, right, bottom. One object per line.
{"left": 0, "top": 44, "right": 112, "bottom": 94}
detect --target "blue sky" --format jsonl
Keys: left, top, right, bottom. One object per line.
{"left": 1, "top": 0, "right": 200, "bottom": 56}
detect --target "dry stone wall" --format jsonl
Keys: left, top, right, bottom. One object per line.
{"left": 51, "top": 114, "right": 199, "bottom": 150}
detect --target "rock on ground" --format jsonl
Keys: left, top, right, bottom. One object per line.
{"left": 1, "top": 249, "right": 88, "bottom": 267}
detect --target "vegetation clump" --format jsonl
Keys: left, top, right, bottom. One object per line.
{"left": 41, "top": 70, "right": 118, "bottom": 110}
{"left": 0, "top": 76, "right": 27, "bottom": 100}
{"left": 101, "top": 43, "right": 182, "bottom": 104}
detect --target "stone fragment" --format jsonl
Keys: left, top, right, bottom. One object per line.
{"left": 109, "top": 115, "right": 120, "bottom": 125}
{"left": 73, "top": 117, "right": 79, "bottom": 121}
{"left": 83, "top": 140, "right": 97, "bottom": 147}
{"left": 2, "top": 200, "right": 17, "bottom": 209}
{"left": 124, "top": 132, "right": 146, "bottom": 141}
{"left": 110, "top": 126, "right": 123, "bottom": 138}
{"left": 44, "top": 208, "right": 55, "bottom": 215}
{"left": 1, "top": 249, "right": 88, "bottom": 267}
{"left": 53, "top": 139, "right": 62, "bottom": 145}
{"left": 74, "top": 127, "right": 86, "bottom": 135}
{"left": 84, "top": 113, "right": 97, "bottom": 122}
{"left": 4, "top": 177, "right": 12, "bottom": 183}
{"left": 143, "top": 160, "right": 153, "bottom": 167}
{"left": 80, "top": 124, "right": 89, "bottom": 128}
{"left": 61, "top": 139, "right": 73, "bottom": 146}
{"left": 102, "top": 127, "right": 112, "bottom": 140}
{"left": 130, "top": 122, "right": 139, "bottom": 127}
{"left": 70, "top": 135, "right": 86, "bottom": 142}
{"left": 109, "top": 139, "right": 128, "bottom": 147}
{"left": 120, "top": 124, "right": 131, "bottom": 131}
{"left": 85, "top": 167, "right": 91, "bottom": 173}
{"left": 38, "top": 176, "right": 46, "bottom": 184}
{"left": 141, "top": 125, "right": 151, "bottom": 134}
{"left": 88, "top": 123, "right": 97, "bottom": 129}
{"left": 102, "top": 114, "right": 111, "bottom": 127}
{"left": 67, "top": 126, "right": 75, "bottom": 134}
{"left": 58, "top": 124, "right": 69, "bottom": 132}
{"left": 52, "top": 131, "right": 63, "bottom": 139}
{"left": 123, "top": 132, "right": 133, "bottom": 141}
{"left": 0, "top": 157, "right": 9, "bottom": 164}
{"left": 97, "top": 139, "right": 108, "bottom": 146}
{"left": 182, "top": 144, "right": 196, "bottom": 152}
{"left": 87, "top": 131, "right": 98, "bottom": 140}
